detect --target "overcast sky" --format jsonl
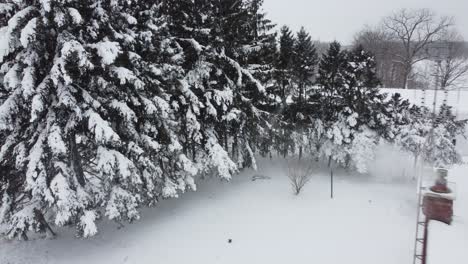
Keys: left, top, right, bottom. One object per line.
{"left": 263, "top": 0, "right": 468, "bottom": 44}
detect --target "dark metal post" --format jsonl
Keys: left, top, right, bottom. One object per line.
{"left": 331, "top": 170, "right": 334, "bottom": 199}
{"left": 422, "top": 217, "right": 429, "bottom": 264}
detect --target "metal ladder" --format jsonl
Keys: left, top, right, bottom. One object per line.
{"left": 412, "top": 166, "right": 431, "bottom": 264}
{"left": 413, "top": 186, "right": 427, "bottom": 263}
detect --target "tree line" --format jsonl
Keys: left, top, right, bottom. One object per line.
{"left": 354, "top": 8, "right": 468, "bottom": 89}
{"left": 0, "top": 0, "right": 465, "bottom": 239}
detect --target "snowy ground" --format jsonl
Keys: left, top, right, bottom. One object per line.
{"left": 1, "top": 158, "right": 421, "bottom": 264}
{"left": 429, "top": 158, "right": 468, "bottom": 264}
{"left": 3, "top": 157, "right": 466, "bottom": 264}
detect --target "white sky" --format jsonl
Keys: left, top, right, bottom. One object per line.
{"left": 263, "top": 0, "right": 468, "bottom": 44}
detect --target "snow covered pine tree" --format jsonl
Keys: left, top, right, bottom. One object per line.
{"left": 0, "top": 0, "right": 277, "bottom": 239}
{"left": 159, "top": 0, "right": 273, "bottom": 172}
{"left": 0, "top": 0, "right": 200, "bottom": 239}
{"left": 1, "top": 0, "right": 464, "bottom": 242}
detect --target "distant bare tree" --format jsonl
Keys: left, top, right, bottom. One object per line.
{"left": 437, "top": 31, "right": 468, "bottom": 90}
{"left": 287, "top": 158, "right": 314, "bottom": 195}
{"left": 382, "top": 9, "right": 454, "bottom": 89}
{"left": 353, "top": 25, "right": 405, "bottom": 87}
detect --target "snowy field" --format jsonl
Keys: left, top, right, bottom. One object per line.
{"left": 429, "top": 159, "right": 468, "bottom": 264}
{"left": 1, "top": 156, "right": 467, "bottom": 264}
{"left": 0, "top": 157, "right": 440, "bottom": 264}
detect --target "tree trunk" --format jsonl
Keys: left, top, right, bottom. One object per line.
{"left": 232, "top": 133, "right": 237, "bottom": 160}
{"left": 283, "top": 143, "right": 287, "bottom": 159}
{"left": 402, "top": 63, "right": 412, "bottom": 89}
{"left": 183, "top": 129, "right": 188, "bottom": 155}
{"left": 283, "top": 130, "right": 288, "bottom": 159}
{"left": 281, "top": 79, "right": 287, "bottom": 108}
{"left": 224, "top": 125, "right": 228, "bottom": 153}
{"left": 69, "top": 132, "right": 86, "bottom": 187}
{"left": 191, "top": 143, "right": 196, "bottom": 162}
{"left": 413, "top": 154, "right": 419, "bottom": 180}
{"left": 34, "top": 209, "right": 56, "bottom": 238}
{"left": 390, "top": 63, "right": 396, "bottom": 87}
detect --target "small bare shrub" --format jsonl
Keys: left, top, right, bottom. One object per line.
{"left": 287, "top": 158, "right": 314, "bottom": 195}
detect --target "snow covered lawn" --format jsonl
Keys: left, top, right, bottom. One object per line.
{"left": 429, "top": 160, "right": 468, "bottom": 264}
{"left": 1, "top": 158, "right": 421, "bottom": 264}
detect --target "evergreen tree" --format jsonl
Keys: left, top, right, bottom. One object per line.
{"left": 316, "top": 42, "right": 383, "bottom": 168}
{"left": 159, "top": 0, "right": 270, "bottom": 170}
{"left": 245, "top": 0, "right": 277, "bottom": 64}
{"left": 376, "top": 92, "right": 411, "bottom": 141}
{"left": 275, "top": 25, "right": 295, "bottom": 106}
{"left": 212, "top": 0, "right": 251, "bottom": 58}
{"left": 427, "top": 105, "right": 467, "bottom": 166}
{"left": 270, "top": 26, "right": 296, "bottom": 157}
{"left": 347, "top": 45, "right": 380, "bottom": 89}
{"left": 0, "top": 0, "right": 199, "bottom": 239}
{"left": 0, "top": 0, "right": 465, "bottom": 241}
{"left": 317, "top": 41, "right": 348, "bottom": 122}
{"left": 342, "top": 45, "right": 383, "bottom": 127}
{"left": 292, "top": 27, "right": 317, "bottom": 105}
{"left": 241, "top": 0, "right": 277, "bottom": 157}
{"left": 286, "top": 28, "right": 318, "bottom": 158}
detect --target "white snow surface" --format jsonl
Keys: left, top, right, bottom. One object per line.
{"left": 0, "top": 27, "right": 9, "bottom": 63}
{"left": 1, "top": 154, "right": 467, "bottom": 264}
{"left": 89, "top": 41, "right": 121, "bottom": 65}
{"left": 429, "top": 159, "right": 468, "bottom": 264}
{"left": 1, "top": 157, "right": 425, "bottom": 264}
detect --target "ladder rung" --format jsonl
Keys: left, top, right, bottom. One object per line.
{"left": 418, "top": 221, "right": 426, "bottom": 226}
{"left": 415, "top": 255, "right": 423, "bottom": 260}
{"left": 416, "top": 238, "right": 425, "bottom": 243}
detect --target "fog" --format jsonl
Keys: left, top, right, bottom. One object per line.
{"left": 367, "top": 143, "right": 416, "bottom": 183}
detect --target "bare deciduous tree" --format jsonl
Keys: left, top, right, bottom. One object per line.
{"left": 382, "top": 9, "right": 454, "bottom": 89}
{"left": 353, "top": 25, "right": 405, "bottom": 87}
{"left": 287, "top": 159, "right": 314, "bottom": 195}
{"left": 437, "top": 32, "right": 468, "bottom": 90}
